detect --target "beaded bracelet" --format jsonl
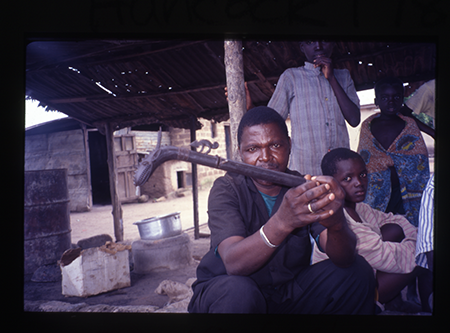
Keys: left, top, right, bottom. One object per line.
{"left": 259, "top": 225, "right": 279, "bottom": 248}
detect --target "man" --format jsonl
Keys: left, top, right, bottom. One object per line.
{"left": 244, "top": 40, "right": 360, "bottom": 176}
{"left": 188, "top": 106, "right": 375, "bottom": 314}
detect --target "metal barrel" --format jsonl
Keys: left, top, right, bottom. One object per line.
{"left": 24, "top": 169, "right": 72, "bottom": 275}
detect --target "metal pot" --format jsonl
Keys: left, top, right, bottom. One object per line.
{"left": 133, "top": 212, "right": 182, "bottom": 240}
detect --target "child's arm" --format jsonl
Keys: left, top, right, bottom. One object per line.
{"left": 328, "top": 75, "right": 360, "bottom": 127}
{"left": 399, "top": 105, "right": 435, "bottom": 138}
{"left": 314, "top": 56, "right": 360, "bottom": 127}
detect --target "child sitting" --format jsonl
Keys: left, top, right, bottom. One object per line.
{"left": 312, "top": 148, "right": 427, "bottom": 312}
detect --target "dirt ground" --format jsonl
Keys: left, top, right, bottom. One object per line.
{"left": 70, "top": 186, "right": 211, "bottom": 245}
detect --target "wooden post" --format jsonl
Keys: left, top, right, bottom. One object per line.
{"left": 190, "top": 117, "right": 200, "bottom": 239}
{"left": 104, "top": 123, "right": 123, "bottom": 242}
{"left": 224, "top": 40, "right": 246, "bottom": 161}
{"left": 81, "top": 123, "right": 93, "bottom": 210}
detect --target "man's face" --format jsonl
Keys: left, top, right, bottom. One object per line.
{"left": 375, "top": 84, "right": 404, "bottom": 116}
{"left": 333, "top": 158, "right": 368, "bottom": 204}
{"left": 239, "top": 122, "right": 291, "bottom": 192}
{"left": 300, "top": 41, "right": 334, "bottom": 63}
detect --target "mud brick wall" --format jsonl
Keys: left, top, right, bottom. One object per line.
{"left": 134, "top": 130, "right": 171, "bottom": 152}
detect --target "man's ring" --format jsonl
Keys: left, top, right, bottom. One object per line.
{"left": 308, "top": 203, "right": 314, "bottom": 214}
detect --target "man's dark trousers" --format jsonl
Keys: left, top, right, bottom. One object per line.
{"left": 188, "top": 255, "right": 376, "bottom": 314}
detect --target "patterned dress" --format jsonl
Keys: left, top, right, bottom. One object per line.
{"left": 358, "top": 113, "right": 429, "bottom": 227}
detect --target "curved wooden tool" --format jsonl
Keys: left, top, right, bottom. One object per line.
{"left": 134, "top": 139, "right": 306, "bottom": 188}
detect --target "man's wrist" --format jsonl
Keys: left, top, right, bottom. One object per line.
{"left": 260, "top": 225, "right": 279, "bottom": 248}
{"left": 268, "top": 213, "right": 294, "bottom": 235}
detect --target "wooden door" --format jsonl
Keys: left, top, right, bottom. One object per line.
{"left": 114, "top": 134, "right": 139, "bottom": 203}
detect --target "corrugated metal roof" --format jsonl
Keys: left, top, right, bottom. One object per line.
{"left": 26, "top": 38, "right": 435, "bottom": 130}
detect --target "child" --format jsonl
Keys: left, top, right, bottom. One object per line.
{"left": 312, "top": 148, "right": 423, "bottom": 311}
{"left": 357, "top": 77, "right": 430, "bottom": 227}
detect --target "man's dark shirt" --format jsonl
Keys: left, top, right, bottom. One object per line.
{"left": 193, "top": 170, "right": 326, "bottom": 303}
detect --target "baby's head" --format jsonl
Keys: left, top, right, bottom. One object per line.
{"left": 321, "top": 148, "right": 368, "bottom": 204}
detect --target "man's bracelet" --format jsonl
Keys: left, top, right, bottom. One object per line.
{"left": 259, "top": 225, "right": 279, "bottom": 248}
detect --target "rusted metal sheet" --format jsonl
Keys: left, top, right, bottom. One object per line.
{"left": 24, "top": 169, "right": 72, "bottom": 275}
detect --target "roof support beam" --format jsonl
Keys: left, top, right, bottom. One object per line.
{"left": 224, "top": 40, "right": 246, "bottom": 162}
{"left": 104, "top": 122, "right": 124, "bottom": 242}
{"left": 190, "top": 116, "right": 200, "bottom": 240}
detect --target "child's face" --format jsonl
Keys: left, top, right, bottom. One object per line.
{"left": 333, "top": 158, "right": 368, "bottom": 204}
{"left": 375, "top": 84, "right": 404, "bottom": 115}
{"left": 300, "top": 41, "right": 334, "bottom": 63}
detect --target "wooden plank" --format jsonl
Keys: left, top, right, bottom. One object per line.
{"left": 116, "top": 154, "right": 136, "bottom": 167}
{"left": 113, "top": 134, "right": 139, "bottom": 203}
{"left": 116, "top": 169, "right": 139, "bottom": 202}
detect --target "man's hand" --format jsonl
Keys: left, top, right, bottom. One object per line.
{"left": 271, "top": 175, "right": 345, "bottom": 233}
{"left": 308, "top": 175, "right": 346, "bottom": 229}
